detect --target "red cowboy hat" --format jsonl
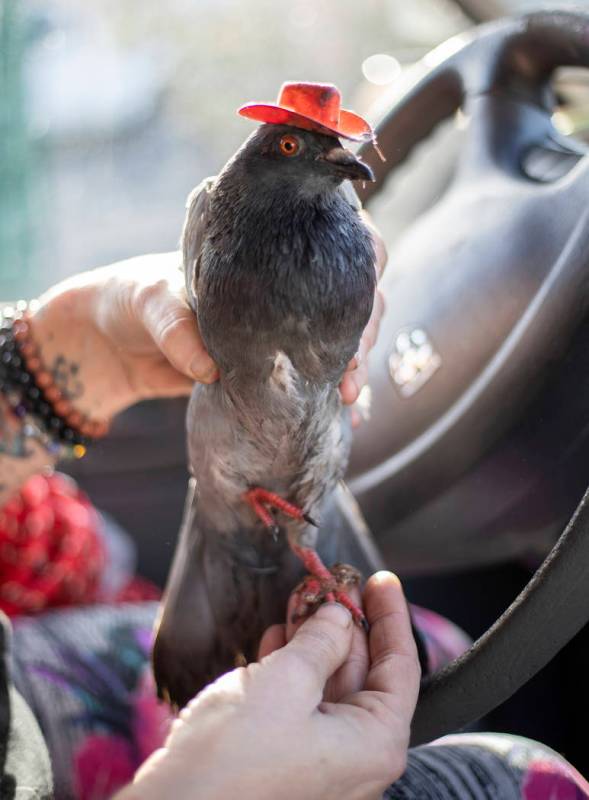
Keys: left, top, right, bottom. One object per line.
{"left": 238, "top": 82, "right": 374, "bottom": 143}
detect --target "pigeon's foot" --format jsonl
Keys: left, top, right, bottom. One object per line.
{"left": 243, "top": 487, "right": 318, "bottom": 535}
{"left": 290, "top": 544, "right": 368, "bottom": 630}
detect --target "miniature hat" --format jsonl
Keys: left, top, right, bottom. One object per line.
{"left": 238, "top": 82, "right": 374, "bottom": 142}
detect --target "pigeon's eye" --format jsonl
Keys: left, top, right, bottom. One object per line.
{"left": 279, "top": 135, "right": 301, "bottom": 157}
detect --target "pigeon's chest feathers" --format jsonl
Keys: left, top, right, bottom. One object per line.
{"left": 197, "top": 187, "right": 375, "bottom": 370}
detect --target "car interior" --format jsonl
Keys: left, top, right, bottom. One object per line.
{"left": 3, "top": 0, "right": 589, "bottom": 779}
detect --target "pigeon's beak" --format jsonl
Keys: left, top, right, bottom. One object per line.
{"left": 320, "top": 147, "right": 375, "bottom": 182}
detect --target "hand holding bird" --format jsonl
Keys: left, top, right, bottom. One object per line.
{"left": 126, "top": 574, "right": 420, "bottom": 800}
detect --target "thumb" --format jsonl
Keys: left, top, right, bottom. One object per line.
{"left": 278, "top": 603, "right": 354, "bottom": 702}
{"left": 154, "top": 311, "right": 218, "bottom": 383}
{"left": 140, "top": 291, "right": 218, "bottom": 383}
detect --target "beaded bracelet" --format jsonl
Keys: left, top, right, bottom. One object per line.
{"left": 0, "top": 301, "right": 109, "bottom": 459}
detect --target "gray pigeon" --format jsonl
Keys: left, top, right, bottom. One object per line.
{"left": 153, "top": 83, "right": 377, "bottom": 708}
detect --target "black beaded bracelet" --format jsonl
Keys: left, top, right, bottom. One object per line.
{"left": 0, "top": 303, "right": 108, "bottom": 458}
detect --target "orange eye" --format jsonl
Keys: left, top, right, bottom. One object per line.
{"left": 279, "top": 135, "right": 300, "bottom": 157}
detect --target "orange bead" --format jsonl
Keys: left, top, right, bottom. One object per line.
{"left": 65, "top": 410, "right": 83, "bottom": 428}
{"left": 44, "top": 385, "right": 62, "bottom": 403}
{"left": 53, "top": 399, "right": 71, "bottom": 416}
{"left": 20, "top": 342, "right": 36, "bottom": 358}
{"left": 36, "top": 371, "right": 52, "bottom": 388}
{"left": 26, "top": 356, "right": 41, "bottom": 373}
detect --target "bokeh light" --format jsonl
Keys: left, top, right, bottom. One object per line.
{"left": 361, "top": 53, "right": 401, "bottom": 85}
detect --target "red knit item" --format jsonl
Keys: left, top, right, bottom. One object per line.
{"left": 0, "top": 473, "right": 105, "bottom": 617}
{"left": 114, "top": 576, "right": 161, "bottom": 604}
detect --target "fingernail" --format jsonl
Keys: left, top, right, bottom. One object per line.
{"left": 314, "top": 603, "right": 352, "bottom": 628}
{"left": 190, "top": 357, "right": 218, "bottom": 383}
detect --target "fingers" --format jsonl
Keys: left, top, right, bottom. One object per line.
{"left": 373, "top": 231, "right": 388, "bottom": 279}
{"left": 363, "top": 572, "right": 421, "bottom": 717}
{"left": 340, "top": 288, "right": 385, "bottom": 406}
{"left": 359, "top": 211, "right": 388, "bottom": 279}
{"left": 323, "top": 602, "right": 369, "bottom": 702}
{"left": 339, "top": 214, "right": 387, "bottom": 408}
{"left": 258, "top": 624, "right": 287, "bottom": 659}
{"left": 136, "top": 281, "right": 218, "bottom": 384}
{"left": 339, "top": 368, "right": 365, "bottom": 407}
{"left": 285, "top": 590, "right": 369, "bottom": 702}
{"left": 276, "top": 603, "right": 354, "bottom": 702}
{"left": 364, "top": 289, "right": 385, "bottom": 350}
{"left": 151, "top": 310, "right": 218, "bottom": 384}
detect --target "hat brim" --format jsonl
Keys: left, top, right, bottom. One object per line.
{"left": 238, "top": 103, "right": 373, "bottom": 143}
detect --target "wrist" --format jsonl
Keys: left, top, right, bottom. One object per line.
{"left": 1, "top": 298, "right": 104, "bottom": 472}
{"left": 32, "top": 283, "right": 138, "bottom": 421}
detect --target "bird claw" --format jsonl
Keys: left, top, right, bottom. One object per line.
{"left": 243, "top": 487, "right": 316, "bottom": 535}
{"left": 291, "top": 558, "right": 368, "bottom": 630}
{"left": 302, "top": 512, "right": 318, "bottom": 528}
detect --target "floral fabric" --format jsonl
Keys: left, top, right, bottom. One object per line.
{"left": 7, "top": 602, "right": 589, "bottom": 800}
{"left": 387, "top": 733, "right": 589, "bottom": 799}
{"left": 10, "top": 603, "right": 170, "bottom": 800}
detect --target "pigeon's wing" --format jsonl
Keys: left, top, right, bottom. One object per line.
{"left": 181, "top": 176, "right": 216, "bottom": 312}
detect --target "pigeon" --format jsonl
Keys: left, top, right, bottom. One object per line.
{"left": 153, "top": 82, "right": 378, "bottom": 708}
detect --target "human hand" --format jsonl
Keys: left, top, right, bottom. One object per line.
{"left": 120, "top": 572, "right": 420, "bottom": 800}
{"left": 32, "top": 253, "right": 218, "bottom": 421}
{"left": 258, "top": 578, "right": 370, "bottom": 704}
{"left": 339, "top": 213, "right": 387, "bottom": 417}
{"left": 32, "top": 230, "right": 384, "bottom": 425}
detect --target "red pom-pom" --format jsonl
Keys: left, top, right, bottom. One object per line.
{"left": 0, "top": 473, "right": 106, "bottom": 616}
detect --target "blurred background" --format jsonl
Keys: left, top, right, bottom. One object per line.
{"left": 2, "top": 0, "right": 471, "bottom": 300}
{"left": 4, "top": 0, "right": 589, "bottom": 299}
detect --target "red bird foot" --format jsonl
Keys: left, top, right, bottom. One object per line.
{"left": 243, "top": 487, "right": 318, "bottom": 535}
{"left": 291, "top": 544, "right": 367, "bottom": 631}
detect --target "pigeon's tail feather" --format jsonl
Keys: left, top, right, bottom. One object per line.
{"left": 152, "top": 479, "right": 303, "bottom": 708}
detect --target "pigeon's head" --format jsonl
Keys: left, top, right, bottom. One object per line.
{"left": 235, "top": 124, "right": 375, "bottom": 196}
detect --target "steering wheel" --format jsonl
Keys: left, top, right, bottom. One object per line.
{"left": 347, "top": 10, "right": 589, "bottom": 744}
